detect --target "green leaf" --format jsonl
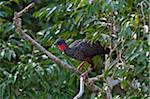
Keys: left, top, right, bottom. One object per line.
{"left": 0, "top": 11, "right": 7, "bottom": 17}
{"left": 46, "top": 7, "right": 57, "bottom": 20}
{"left": 12, "top": 0, "right": 19, "bottom": 5}
{"left": 121, "top": 79, "right": 128, "bottom": 89}
{"left": 129, "top": 53, "right": 139, "bottom": 61}
{"left": 83, "top": 16, "right": 96, "bottom": 26}
{"left": 74, "top": 11, "right": 83, "bottom": 24}
{"left": 0, "top": 83, "right": 6, "bottom": 98}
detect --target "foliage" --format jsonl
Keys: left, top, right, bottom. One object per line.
{"left": 0, "top": 0, "right": 149, "bottom": 98}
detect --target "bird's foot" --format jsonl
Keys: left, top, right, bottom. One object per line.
{"left": 80, "top": 67, "right": 93, "bottom": 80}
{"left": 80, "top": 72, "right": 88, "bottom": 80}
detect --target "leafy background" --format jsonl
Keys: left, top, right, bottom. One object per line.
{"left": 0, "top": 0, "right": 149, "bottom": 98}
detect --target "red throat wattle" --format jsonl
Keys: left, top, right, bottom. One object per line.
{"left": 58, "top": 44, "right": 65, "bottom": 51}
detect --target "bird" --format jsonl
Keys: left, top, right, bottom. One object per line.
{"left": 56, "top": 39, "right": 110, "bottom": 78}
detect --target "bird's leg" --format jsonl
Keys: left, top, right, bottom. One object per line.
{"left": 80, "top": 58, "right": 94, "bottom": 80}
{"left": 77, "top": 61, "right": 86, "bottom": 70}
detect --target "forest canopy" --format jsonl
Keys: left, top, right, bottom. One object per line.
{"left": 0, "top": 0, "right": 149, "bottom": 98}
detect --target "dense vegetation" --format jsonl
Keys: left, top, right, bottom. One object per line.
{"left": 0, "top": 0, "right": 149, "bottom": 98}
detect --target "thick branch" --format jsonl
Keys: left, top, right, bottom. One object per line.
{"left": 13, "top": 2, "right": 100, "bottom": 93}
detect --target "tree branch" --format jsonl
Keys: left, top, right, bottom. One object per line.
{"left": 13, "top": 2, "right": 100, "bottom": 93}
{"left": 13, "top": 3, "right": 80, "bottom": 75}
{"left": 73, "top": 77, "right": 84, "bottom": 99}
{"left": 88, "top": 74, "right": 103, "bottom": 82}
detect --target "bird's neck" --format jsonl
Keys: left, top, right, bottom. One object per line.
{"left": 64, "top": 47, "right": 73, "bottom": 57}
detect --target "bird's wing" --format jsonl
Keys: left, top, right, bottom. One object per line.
{"left": 65, "top": 46, "right": 86, "bottom": 61}
{"left": 69, "top": 40, "right": 82, "bottom": 48}
{"left": 81, "top": 42, "right": 107, "bottom": 57}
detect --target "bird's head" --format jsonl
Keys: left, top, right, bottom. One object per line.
{"left": 56, "top": 39, "right": 67, "bottom": 52}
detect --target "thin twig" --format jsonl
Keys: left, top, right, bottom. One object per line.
{"left": 139, "top": 1, "right": 146, "bottom": 25}
{"left": 105, "top": 55, "right": 112, "bottom": 99}
{"left": 106, "top": 86, "right": 112, "bottom": 99}
{"left": 73, "top": 77, "right": 84, "bottom": 99}
{"left": 104, "top": 57, "right": 120, "bottom": 99}
{"left": 88, "top": 74, "right": 103, "bottom": 82}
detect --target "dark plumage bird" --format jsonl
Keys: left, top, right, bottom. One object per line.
{"left": 56, "top": 39, "right": 110, "bottom": 69}
{"left": 56, "top": 39, "right": 125, "bottom": 95}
